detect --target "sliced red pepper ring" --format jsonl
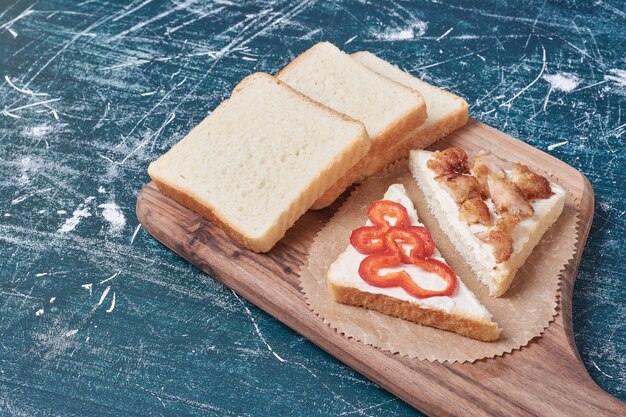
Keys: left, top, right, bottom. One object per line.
{"left": 351, "top": 200, "right": 412, "bottom": 255}
{"left": 358, "top": 251, "right": 404, "bottom": 288}
{"left": 405, "top": 256, "right": 458, "bottom": 297}
{"left": 367, "top": 200, "right": 411, "bottom": 228}
{"left": 352, "top": 199, "right": 457, "bottom": 299}
{"left": 383, "top": 227, "right": 425, "bottom": 262}
{"left": 406, "top": 226, "right": 435, "bottom": 258}
{"left": 350, "top": 226, "right": 386, "bottom": 254}
{"left": 358, "top": 252, "right": 457, "bottom": 298}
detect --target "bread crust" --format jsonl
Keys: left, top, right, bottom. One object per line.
{"left": 234, "top": 73, "right": 368, "bottom": 127}
{"left": 277, "top": 43, "right": 428, "bottom": 142}
{"left": 149, "top": 174, "right": 264, "bottom": 250}
{"left": 328, "top": 281, "right": 500, "bottom": 342}
{"left": 371, "top": 103, "right": 468, "bottom": 176}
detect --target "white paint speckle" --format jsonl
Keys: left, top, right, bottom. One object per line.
{"left": 106, "top": 292, "right": 116, "bottom": 313}
{"left": 605, "top": 69, "right": 626, "bottom": 95}
{"left": 130, "top": 224, "right": 141, "bottom": 244}
{"left": 548, "top": 141, "right": 569, "bottom": 150}
{"left": 11, "top": 187, "right": 52, "bottom": 205}
{"left": 22, "top": 124, "right": 53, "bottom": 138}
{"left": 18, "top": 157, "right": 34, "bottom": 186}
{"left": 65, "top": 329, "right": 78, "bottom": 337}
{"left": 99, "top": 272, "right": 119, "bottom": 284}
{"left": 98, "top": 186, "right": 106, "bottom": 193}
{"left": 35, "top": 308, "right": 44, "bottom": 316}
{"left": 605, "top": 69, "right": 626, "bottom": 86}
{"left": 58, "top": 197, "right": 95, "bottom": 234}
{"left": 542, "top": 73, "right": 581, "bottom": 92}
{"left": 81, "top": 283, "right": 93, "bottom": 295}
{"left": 374, "top": 19, "right": 428, "bottom": 41}
{"left": 436, "top": 27, "right": 453, "bottom": 41}
{"left": 57, "top": 210, "right": 66, "bottom": 215}
{"left": 49, "top": 297, "right": 55, "bottom": 303}
{"left": 98, "top": 286, "right": 111, "bottom": 306}
{"left": 35, "top": 272, "right": 48, "bottom": 277}
{"left": 98, "top": 202, "right": 126, "bottom": 235}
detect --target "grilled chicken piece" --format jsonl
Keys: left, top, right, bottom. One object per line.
{"left": 487, "top": 174, "right": 534, "bottom": 217}
{"left": 494, "top": 213, "right": 521, "bottom": 234}
{"left": 476, "top": 229, "right": 514, "bottom": 263}
{"left": 436, "top": 173, "right": 481, "bottom": 204}
{"left": 471, "top": 155, "right": 505, "bottom": 198}
{"left": 459, "top": 197, "right": 491, "bottom": 226}
{"left": 427, "top": 147, "right": 470, "bottom": 176}
{"left": 475, "top": 213, "right": 520, "bottom": 263}
{"left": 510, "top": 163, "right": 553, "bottom": 200}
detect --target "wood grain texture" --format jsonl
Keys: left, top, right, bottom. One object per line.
{"left": 137, "top": 120, "right": 626, "bottom": 417}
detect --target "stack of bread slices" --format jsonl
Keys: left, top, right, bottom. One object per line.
{"left": 149, "top": 42, "right": 469, "bottom": 253}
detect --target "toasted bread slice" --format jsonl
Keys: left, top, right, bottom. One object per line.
{"left": 276, "top": 43, "right": 427, "bottom": 209}
{"left": 327, "top": 184, "right": 500, "bottom": 341}
{"left": 410, "top": 149, "right": 566, "bottom": 296}
{"left": 148, "top": 73, "right": 369, "bottom": 252}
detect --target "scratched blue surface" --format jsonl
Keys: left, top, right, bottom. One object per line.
{"left": 0, "top": 0, "right": 624, "bottom": 415}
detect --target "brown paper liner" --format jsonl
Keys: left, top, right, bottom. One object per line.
{"left": 300, "top": 160, "right": 579, "bottom": 363}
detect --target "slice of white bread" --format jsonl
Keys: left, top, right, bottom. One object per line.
{"left": 276, "top": 42, "right": 427, "bottom": 209}
{"left": 352, "top": 51, "right": 469, "bottom": 177}
{"left": 327, "top": 184, "right": 500, "bottom": 342}
{"left": 409, "top": 150, "right": 566, "bottom": 296}
{"left": 148, "top": 73, "right": 370, "bottom": 253}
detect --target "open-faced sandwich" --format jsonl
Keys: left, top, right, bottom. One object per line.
{"left": 410, "top": 148, "right": 566, "bottom": 297}
{"left": 327, "top": 184, "right": 500, "bottom": 342}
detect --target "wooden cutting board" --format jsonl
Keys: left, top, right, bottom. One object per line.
{"left": 136, "top": 120, "right": 625, "bottom": 416}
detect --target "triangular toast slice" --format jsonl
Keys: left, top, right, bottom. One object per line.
{"left": 327, "top": 184, "right": 500, "bottom": 342}
{"left": 410, "top": 148, "right": 566, "bottom": 296}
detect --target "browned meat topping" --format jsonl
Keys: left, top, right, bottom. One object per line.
{"left": 510, "top": 163, "right": 553, "bottom": 200}
{"left": 427, "top": 148, "right": 470, "bottom": 176}
{"left": 427, "top": 147, "right": 555, "bottom": 263}
{"left": 436, "top": 173, "right": 481, "bottom": 204}
{"left": 471, "top": 155, "right": 505, "bottom": 198}
{"left": 476, "top": 229, "right": 514, "bottom": 263}
{"left": 494, "top": 213, "right": 521, "bottom": 234}
{"left": 487, "top": 174, "right": 534, "bottom": 218}
{"left": 459, "top": 197, "right": 492, "bottom": 226}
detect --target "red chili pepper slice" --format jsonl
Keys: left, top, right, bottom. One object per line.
{"left": 358, "top": 252, "right": 457, "bottom": 298}
{"left": 405, "top": 255, "right": 458, "bottom": 298}
{"left": 383, "top": 227, "right": 425, "bottom": 262}
{"left": 406, "top": 226, "right": 435, "bottom": 258}
{"left": 350, "top": 200, "right": 411, "bottom": 254}
{"left": 351, "top": 200, "right": 457, "bottom": 299}
{"left": 366, "top": 200, "right": 411, "bottom": 229}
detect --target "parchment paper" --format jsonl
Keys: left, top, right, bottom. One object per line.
{"left": 300, "top": 161, "right": 579, "bottom": 363}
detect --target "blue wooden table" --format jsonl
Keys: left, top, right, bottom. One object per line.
{"left": 1, "top": 1, "right": 624, "bottom": 415}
